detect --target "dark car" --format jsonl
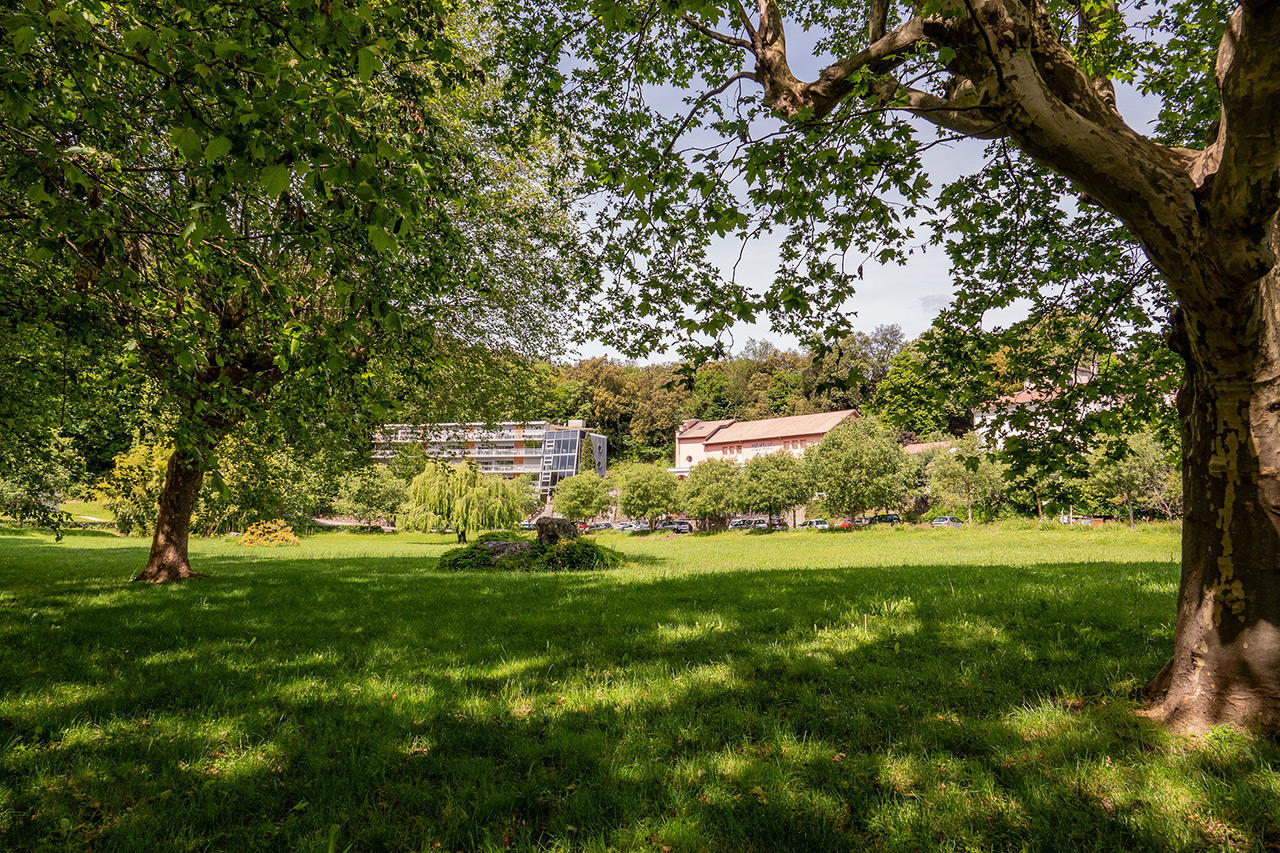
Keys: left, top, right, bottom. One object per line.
{"left": 871, "top": 513, "right": 902, "bottom": 525}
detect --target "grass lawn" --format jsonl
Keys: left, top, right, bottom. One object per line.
{"left": 1, "top": 524, "right": 1276, "bottom": 852}
{"left": 56, "top": 501, "right": 116, "bottom": 523}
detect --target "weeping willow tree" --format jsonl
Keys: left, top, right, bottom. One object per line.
{"left": 402, "top": 462, "right": 533, "bottom": 542}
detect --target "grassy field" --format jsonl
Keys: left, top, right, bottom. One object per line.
{"left": 56, "top": 501, "right": 116, "bottom": 523}
{"left": 1, "top": 524, "right": 1276, "bottom": 852}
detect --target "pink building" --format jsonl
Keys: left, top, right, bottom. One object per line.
{"left": 671, "top": 410, "right": 858, "bottom": 477}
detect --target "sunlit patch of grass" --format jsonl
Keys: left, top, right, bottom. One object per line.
{"left": 3, "top": 523, "right": 1278, "bottom": 851}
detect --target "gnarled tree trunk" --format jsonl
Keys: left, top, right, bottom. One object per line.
{"left": 1146, "top": 275, "right": 1280, "bottom": 730}
{"left": 133, "top": 448, "right": 206, "bottom": 583}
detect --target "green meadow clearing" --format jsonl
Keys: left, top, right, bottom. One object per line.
{"left": 1, "top": 524, "right": 1277, "bottom": 852}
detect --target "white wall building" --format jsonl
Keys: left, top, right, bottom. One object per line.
{"left": 670, "top": 409, "right": 858, "bottom": 477}
{"left": 373, "top": 420, "right": 607, "bottom": 497}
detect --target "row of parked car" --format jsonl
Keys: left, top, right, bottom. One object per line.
{"left": 527, "top": 513, "right": 965, "bottom": 533}
{"left": 727, "top": 518, "right": 788, "bottom": 531}
{"left": 791, "top": 513, "right": 964, "bottom": 529}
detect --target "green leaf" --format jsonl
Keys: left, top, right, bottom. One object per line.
{"left": 261, "top": 165, "right": 291, "bottom": 198}
{"left": 367, "top": 226, "right": 395, "bottom": 254}
{"left": 12, "top": 26, "right": 36, "bottom": 54}
{"left": 171, "top": 127, "right": 203, "bottom": 162}
{"left": 357, "top": 47, "right": 380, "bottom": 81}
{"left": 204, "top": 136, "right": 232, "bottom": 163}
{"left": 123, "top": 27, "right": 152, "bottom": 52}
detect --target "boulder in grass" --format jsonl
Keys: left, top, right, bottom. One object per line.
{"left": 477, "top": 540, "right": 532, "bottom": 560}
{"left": 535, "top": 517, "right": 579, "bottom": 546}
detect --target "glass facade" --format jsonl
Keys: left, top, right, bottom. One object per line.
{"left": 372, "top": 421, "right": 607, "bottom": 499}
{"left": 542, "top": 429, "right": 582, "bottom": 493}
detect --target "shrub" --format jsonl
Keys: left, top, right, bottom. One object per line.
{"left": 528, "top": 538, "right": 624, "bottom": 572}
{"left": 436, "top": 543, "right": 501, "bottom": 572}
{"left": 238, "top": 519, "right": 301, "bottom": 547}
{"left": 435, "top": 537, "right": 624, "bottom": 573}
{"left": 97, "top": 442, "right": 170, "bottom": 536}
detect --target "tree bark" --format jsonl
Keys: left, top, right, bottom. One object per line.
{"left": 1145, "top": 278, "right": 1280, "bottom": 731}
{"left": 133, "top": 449, "right": 205, "bottom": 583}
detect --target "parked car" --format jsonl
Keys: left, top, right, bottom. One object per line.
{"left": 519, "top": 521, "right": 537, "bottom": 530}
{"left": 728, "top": 519, "right": 753, "bottom": 530}
{"left": 670, "top": 520, "right": 692, "bottom": 533}
{"left": 871, "top": 513, "right": 902, "bottom": 525}
{"left": 752, "top": 518, "right": 786, "bottom": 530}
{"left": 931, "top": 516, "right": 964, "bottom": 528}
{"left": 800, "top": 519, "right": 829, "bottom": 530}
{"left": 587, "top": 522, "right": 611, "bottom": 531}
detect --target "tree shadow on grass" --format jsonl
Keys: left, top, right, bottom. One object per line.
{"left": 0, "top": 538, "right": 1276, "bottom": 852}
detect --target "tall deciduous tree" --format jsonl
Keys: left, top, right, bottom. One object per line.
{"left": 678, "top": 457, "right": 741, "bottom": 528}
{"left": 616, "top": 463, "right": 680, "bottom": 529}
{"left": 872, "top": 340, "right": 973, "bottom": 437}
{"left": 334, "top": 465, "right": 409, "bottom": 529}
{"left": 1088, "top": 432, "right": 1177, "bottom": 529}
{"left": 0, "top": 0, "right": 466, "bottom": 580}
{"left": 498, "top": 0, "right": 1280, "bottom": 731}
{"left": 1, "top": 1, "right": 579, "bottom": 581}
{"left": 927, "top": 434, "right": 1005, "bottom": 524}
{"left": 808, "top": 416, "right": 916, "bottom": 518}
{"left": 736, "top": 452, "right": 811, "bottom": 526}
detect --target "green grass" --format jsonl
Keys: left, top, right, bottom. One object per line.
{"left": 56, "top": 500, "right": 115, "bottom": 522}
{"left": 1, "top": 524, "right": 1276, "bottom": 852}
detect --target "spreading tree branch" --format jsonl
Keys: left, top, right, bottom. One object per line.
{"left": 663, "top": 72, "right": 759, "bottom": 156}
{"left": 1206, "top": 1, "right": 1280, "bottom": 279}
{"left": 888, "top": 84, "right": 1008, "bottom": 139}
{"left": 869, "top": 0, "right": 890, "bottom": 42}
{"left": 681, "top": 13, "right": 751, "bottom": 50}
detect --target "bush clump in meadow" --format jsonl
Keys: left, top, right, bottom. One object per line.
{"left": 529, "top": 538, "right": 623, "bottom": 572}
{"left": 437, "top": 538, "right": 623, "bottom": 573}
{"left": 238, "top": 519, "right": 300, "bottom": 547}
{"left": 436, "top": 543, "right": 502, "bottom": 572}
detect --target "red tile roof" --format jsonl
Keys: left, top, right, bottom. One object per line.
{"left": 677, "top": 419, "right": 736, "bottom": 440}
{"left": 705, "top": 410, "right": 856, "bottom": 444}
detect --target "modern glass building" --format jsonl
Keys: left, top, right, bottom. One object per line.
{"left": 373, "top": 420, "right": 607, "bottom": 497}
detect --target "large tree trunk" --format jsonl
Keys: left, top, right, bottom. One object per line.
{"left": 134, "top": 449, "right": 206, "bottom": 583}
{"left": 1146, "top": 281, "right": 1280, "bottom": 731}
